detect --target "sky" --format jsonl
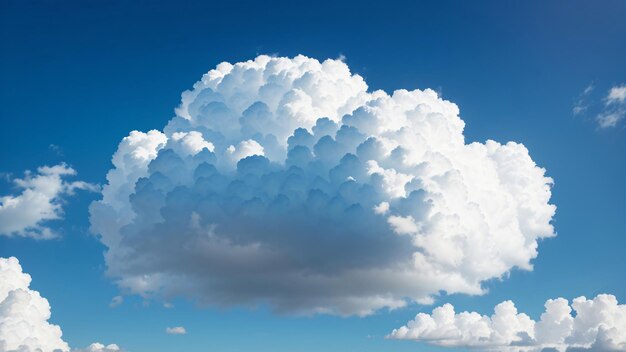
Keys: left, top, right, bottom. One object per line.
{"left": 0, "top": 1, "right": 625, "bottom": 352}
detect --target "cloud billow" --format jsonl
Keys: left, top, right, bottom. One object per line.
{"left": 0, "top": 257, "right": 119, "bottom": 352}
{"left": 90, "top": 55, "right": 556, "bottom": 316}
{"left": 388, "top": 294, "right": 626, "bottom": 351}
{"left": 0, "top": 164, "right": 97, "bottom": 239}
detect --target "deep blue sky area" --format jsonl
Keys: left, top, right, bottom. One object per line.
{"left": 1, "top": 1, "right": 625, "bottom": 351}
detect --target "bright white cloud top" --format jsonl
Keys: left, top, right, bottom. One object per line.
{"left": 0, "top": 164, "right": 97, "bottom": 239}
{"left": 0, "top": 257, "right": 118, "bottom": 352}
{"left": 389, "top": 294, "right": 626, "bottom": 351}
{"left": 0, "top": 257, "right": 69, "bottom": 352}
{"left": 607, "top": 85, "right": 626, "bottom": 105}
{"left": 90, "top": 55, "right": 556, "bottom": 316}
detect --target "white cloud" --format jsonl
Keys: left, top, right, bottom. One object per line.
{"left": 72, "top": 343, "right": 121, "bottom": 352}
{"left": 49, "top": 144, "right": 64, "bottom": 157}
{"left": 597, "top": 109, "right": 625, "bottom": 128}
{"left": 90, "top": 55, "right": 556, "bottom": 316}
{"left": 596, "top": 84, "right": 626, "bottom": 128}
{"left": 572, "top": 83, "right": 626, "bottom": 128}
{"left": 0, "top": 164, "right": 97, "bottom": 239}
{"left": 373, "top": 201, "right": 390, "bottom": 215}
{"left": 109, "top": 296, "right": 123, "bottom": 308}
{"left": 573, "top": 83, "right": 593, "bottom": 115}
{"left": 0, "top": 257, "right": 120, "bottom": 352}
{"left": 165, "top": 326, "right": 186, "bottom": 335}
{"left": 388, "top": 294, "right": 626, "bottom": 351}
{"left": 606, "top": 85, "right": 626, "bottom": 105}
{"left": 0, "top": 257, "right": 69, "bottom": 352}
{"left": 170, "top": 131, "right": 215, "bottom": 155}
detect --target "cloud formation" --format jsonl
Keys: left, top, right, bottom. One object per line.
{"left": 572, "top": 83, "right": 593, "bottom": 115}
{"left": 607, "top": 85, "right": 626, "bottom": 105}
{"left": 109, "top": 296, "right": 123, "bottom": 308}
{"left": 0, "top": 257, "right": 119, "bottom": 352}
{"left": 90, "top": 55, "right": 556, "bottom": 316}
{"left": 388, "top": 294, "right": 626, "bottom": 351}
{"left": 597, "top": 84, "right": 626, "bottom": 128}
{"left": 165, "top": 326, "right": 186, "bottom": 335}
{"left": 0, "top": 164, "right": 97, "bottom": 239}
{"left": 72, "top": 344, "right": 121, "bottom": 352}
{"left": 0, "top": 257, "right": 69, "bottom": 352}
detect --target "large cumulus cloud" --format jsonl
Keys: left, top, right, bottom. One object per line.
{"left": 0, "top": 257, "right": 120, "bottom": 352}
{"left": 388, "top": 294, "right": 626, "bottom": 351}
{"left": 90, "top": 55, "right": 556, "bottom": 316}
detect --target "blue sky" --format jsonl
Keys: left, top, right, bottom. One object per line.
{"left": 1, "top": 1, "right": 625, "bottom": 351}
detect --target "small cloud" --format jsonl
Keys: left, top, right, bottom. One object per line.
{"left": 373, "top": 201, "right": 390, "bottom": 215}
{"left": 606, "top": 84, "right": 626, "bottom": 105}
{"left": 597, "top": 84, "right": 626, "bottom": 128}
{"left": 574, "top": 83, "right": 626, "bottom": 129}
{"left": 596, "top": 109, "right": 625, "bottom": 128}
{"left": 572, "top": 83, "right": 593, "bottom": 115}
{"left": 163, "top": 302, "right": 174, "bottom": 309}
{"left": 0, "top": 172, "right": 12, "bottom": 182}
{"left": 166, "top": 326, "right": 186, "bottom": 335}
{"left": 0, "top": 163, "right": 98, "bottom": 239}
{"left": 573, "top": 104, "right": 587, "bottom": 115}
{"left": 49, "top": 144, "right": 64, "bottom": 157}
{"left": 74, "top": 343, "right": 122, "bottom": 352}
{"left": 109, "top": 295, "right": 123, "bottom": 308}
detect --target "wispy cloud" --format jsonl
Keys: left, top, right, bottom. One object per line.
{"left": 49, "top": 144, "right": 64, "bottom": 157}
{"left": 109, "top": 295, "right": 123, "bottom": 308}
{"left": 573, "top": 83, "right": 594, "bottom": 115}
{"left": 597, "top": 109, "right": 626, "bottom": 128}
{"left": 166, "top": 326, "right": 187, "bottom": 335}
{"left": 573, "top": 83, "right": 626, "bottom": 129}
{"left": 597, "top": 84, "right": 626, "bottom": 128}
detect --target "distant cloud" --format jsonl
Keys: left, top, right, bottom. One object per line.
{"left": 0, "top": 164, "right": 98, "bottom": 239}
{"left": 606, "top": 85, "right": 626, "bottom": 105}
{"left": 572, "top": 83, "right": 593, "bottom": 115}
{"left": 90, "top": 55, "right": 555, "bottom": 316}
{"left": 597, "top": 109, "right": 626, "bottom": 129}
{"left": 165, "top": 326, "right": 186, "bottom": 335}
{"left": 597, "top": 84, "right": 626, "bottom": 128}
{"left": 388, "top": 294, "right": 626, "bottom": 351}
{"left": 73, "top": 343, "right": 121, "bottom": 352}
{"left": 0, "top": 256, "right": 120, "bottom": 352}
{"left": 49, "top": 144, "right": 64, "bottom": 157}
{"left": 109, "top": 295, "right": 123, "bottom": 308}
{"left": 572, "top": 83, "right": 626, "bottom": 129}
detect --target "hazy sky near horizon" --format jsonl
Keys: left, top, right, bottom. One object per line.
{"left": 1, "top": 1, "right": 625, "bottom": 351}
